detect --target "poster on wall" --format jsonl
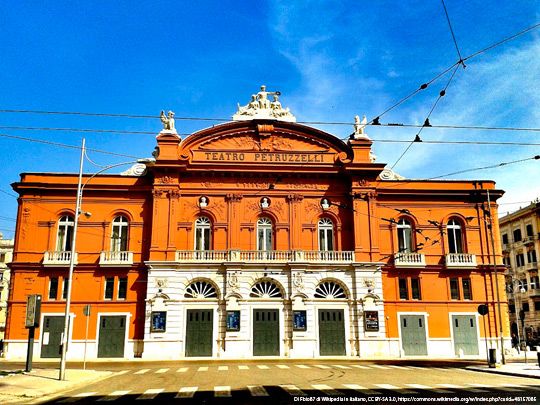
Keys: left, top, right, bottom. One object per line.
{"left": 364, "top": 310, "right": 379, "bottom": 332}
{"left": 226, "top": 310, "right": 240, "bottom": 331}
{"left": 293, "top": 310, "right": 307, "bottom": 331}
{"left": 151, "top": 311, "right": 167, "bottom": 332}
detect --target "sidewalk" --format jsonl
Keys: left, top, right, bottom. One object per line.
{"left": 0, "top": 368, "right": 112, "bottom": 404}
{"left": 468, "top": 360, "right": 540, "bottom": 379}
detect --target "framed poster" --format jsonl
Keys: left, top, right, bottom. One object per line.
{"left": 151, "top": 311, "right": 167, "bottom": 332}
{"left": 364, "top": 310, "right": 379, "bottom": 332}
{"left": 293, "top": 310, "right": 307, "bottom": 331}
{"left": 226, "top": 310, "right": 240, "bottom": 331}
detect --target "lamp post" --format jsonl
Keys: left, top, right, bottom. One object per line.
{"left": 58, "top": 138, "right": 155, "bottom": 381}
{"left": 509, "top": 277, "right": 527, "bottom": 363}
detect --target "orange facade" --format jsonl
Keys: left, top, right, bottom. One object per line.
{"left": 5, "top": 118, "right": 509, "bottom": 360}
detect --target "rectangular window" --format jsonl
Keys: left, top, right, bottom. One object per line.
{"left": 516, "top": 253, "right": 525, "bottom": 267}
{"left": 62, "top": 278, "right": 69, "bottom": 300}
{"left": 398, "top": 278, "right": 408, "bottom": 300}
{"left": 104, "top": 277, "right": 114, "bottom": 300}
{"left": 513, "top": 228, "right": 522, "bottom": 242}
{"left": 526, "top": 224, "right": 534, "bottom": 237}
{"left": 509, "top": 304, "right": 516, "bottom": 313}
{"left": 527, "top": 250, "right": 537, "bottom": 263}
{"left": 462, "top": 278, "right": 472, "bottom": 300}
{"left": 0, "top": 253, "right": 5, "bottom": 263}
{"left": 502, "top": 234, "right": 508, "bottom": 244}
{"left": 118, "top": 277, "right": 127, "bottom": 299}
{"left": 520, "top": 278, "right": 528, "bottom": 291}
{"left": 49, "top": 277, "right": 59, "bottom": 300}
{"left": 535, "top": 302, "right": 540, "bottom": 311}
{"left": 411, "top": 278, "right": 421, "bottom": 300}
{"left": 450, "top": 278, "right": 460, "bottom": 300}
{"left": 523, "top": 302, "right": 530, "bottom": 312}
{"left": 531, "top": 275, "right": 539, "bottom": 290}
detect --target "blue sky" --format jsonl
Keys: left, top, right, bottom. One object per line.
{"left": 0, "top": 1, "right": 539, "bottom": 239}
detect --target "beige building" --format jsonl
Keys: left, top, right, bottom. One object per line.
{"left": 0, "top": 233, "right": 14, "bottom": 349}
{"left": 500, "top": 200, "right": 540, "bottom": 345}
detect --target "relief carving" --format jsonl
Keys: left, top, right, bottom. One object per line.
{"left": 157, "top": 176, "right": 176, "bottom": 184}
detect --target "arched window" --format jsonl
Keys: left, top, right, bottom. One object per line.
{"left": 447, "top": 218, "right": 464, "bottom": 254}
{"left": 257, "top": 217, "right": 273, "bottom": 251}
{"left": 314, "top": 281, "right": 347, "bottom": 299}
{"left": 194, "top": 217, "right": 211, "bottom": 251}
{"left": 250, "top": 280, "right": 283, "bottom": 298}
{"left": 184, "top": 280, "right": 217, "bottom": 298}
{"left": 397, "top": 218, "right": 413, "bottom": 253}
{"left": 111, "top": 215, "right": 129, "bottom": 251}
{"left": 318, "top": 218, "right": 334, "bottom": 251}
{"left": 56, "top": 215, "right": 74, "bottom": 251}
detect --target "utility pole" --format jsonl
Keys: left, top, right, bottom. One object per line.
{"left": 487, "top": 188, "right": 505, "bottom": 364}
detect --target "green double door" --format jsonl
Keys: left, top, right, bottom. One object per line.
{"left": 253, "top": 309, "right": 280, "bottom": 356}
{"left": 185, "top": 309, "right": 213, "bottom": 357}
{"left": 41, "top": 315, "right": 65, "bottom": 358}
{"left": 98, "top": 316, "right": 126, "bottom": 358}
{"left": 319, "top": 309, "right": 346, "bottom": 355}
{"left": 400, "top": 314, "right": 428, "bottom": 355}
{"left": 452, "top": 315, "right": 479, "bottom": 355}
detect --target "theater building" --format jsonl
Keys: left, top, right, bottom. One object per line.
{"left": 4, "top": 88, "right": 509, "bottom": 360}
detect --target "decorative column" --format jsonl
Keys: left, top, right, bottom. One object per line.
{"left": 287, "top": 194, "right": 304, "bottom": 249}
{"left": 226, "top": 193, "right": 243, "bottom": 249}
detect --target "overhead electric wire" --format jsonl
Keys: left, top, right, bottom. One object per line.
{"left": 391, "top": 64, "right": 461, "bottom": 169}
{"left": 441, "top": 0, "right": 464, "bottom": 63}
{"left": 0, "top": 132, "right": 140, "bottom": 159}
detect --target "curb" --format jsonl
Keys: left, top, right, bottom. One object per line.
{"left": 466, "top": 366, "right": 540, "bottom": 380}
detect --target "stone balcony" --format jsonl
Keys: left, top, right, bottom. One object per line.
{"left": 99, "top": 251, "right": 134, "bottom": 266}
{"left": 43, "top": 251, "right": 78, "bottom": 266}
{"left": 175, "top": 250, "right": 354, "bottom": 263}
{"left": 394, "top": 252, "right": 426, "bottom": 267}
{"left": 445, "top": 253, "right": 477, "bottom": 268}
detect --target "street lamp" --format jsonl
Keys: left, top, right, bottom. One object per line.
{"left": 508, "top": 276, "right": 527, "bottom": 363}
{"left": 59, "top": 138, "right": 155, "bottom": 380}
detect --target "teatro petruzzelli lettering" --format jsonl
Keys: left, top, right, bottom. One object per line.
{"left": 202, "top": 151, "right": 328, "bottom": 163}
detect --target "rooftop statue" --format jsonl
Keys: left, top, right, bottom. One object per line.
{"left": 353, "top": 115, "right": 370, "bottom": 140}
{"left": 160, "top": 110, "right": 177, "bottom": 132}
{"left": 233, "top": 85, "right": 296, "bottom": 122}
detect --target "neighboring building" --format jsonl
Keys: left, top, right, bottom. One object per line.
{"left": 0, "top": 233, "right": 14, "bottom": 346}
{"left": 4, "top": 88, "right": 508, "bottom": 361}
{"left": 500, "top": 200, "right": 540, "bottom": 344}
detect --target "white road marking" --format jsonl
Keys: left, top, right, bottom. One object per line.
{"left": 276, "top": 364, "right": 289, "bottom": 369}
{"left": 134, "top": 369, "right": 150, "bottom": 375}
{"left": 176, "top": 367, "right": 188, "bottom": 373}
{"left": 351, "top": 365, "right": 370, "bottom": 369}
{"left": 333, "top": 364, "right": 351, "bottom": 369}
{"left": 296, "top": 364, "right": 310, "bottom": 369}
{"left": 406, "top": 384, "right": 453, "bottom": 394}
{"left": 238, "top": 365, "right": 249, "bottom": 370}
{"left": 59, "top": 392, "right": 98, "bottom": 403}
{"left": 248, "top": 385, "right": 270, "bottom": 396}
{"left": 214, "top": 386, "right": 232, "bottom": 397}
{"left": 175, "top": 387, "right": 198, "bottom": 398}
{"left": 315, "top": 364, "right": 331, "bottom": 369}
{"left": 342, "top": 384, "right": 381, "bottom": 395}
{"left": 438, "top": 383, "right": 461, "bottom": 390}
{"left": 466, "top": 383, "right": 491, "bottom": 392}
{"left": 370, "top": 365, "right": 390, "bottom": 369}
{"left": 375, "top": 383, "right": 417, "bottom": 394}
{"left": 312, "top": 384, "right": 340, "bottom": 396}
{"left": 136, "top": 388, "right": 164, "bottom": 400}
{"left": 280, "top": 384, "right": 307, "bottom": 396}
{"left": 387, "top": 365, "right": 407, "bottom": 370}
{"left": 155, "top": 368, "right": 169, "bottom": 374}
{"left": 97, "top": 390, "right": 131, "bottom": 401}
{"left": 197, "top": 366, "right": 209, "bottom": 372}
{"left": 257, "top": 365, "right": 270, "bottom": 369}
{"left": 115, "top": 370, "right": 129, "bottom": 375}
{"left": 218, "top": 365, "right": 229, "bottom": 371}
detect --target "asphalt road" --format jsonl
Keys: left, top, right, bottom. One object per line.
{"left": 39, "top": 360, "right": 540, "bottom": 404}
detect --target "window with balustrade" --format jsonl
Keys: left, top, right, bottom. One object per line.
{"left": 194, "top": 217, "right": 211, "bottom": 251}
{"left": 397, "top": 218, "right": 414, "bottom": 253}
{"left": 447, "top": 218, "right": 464, "bottom": 254}
{"left": 56, "top": 215, "right": 74, "bottom": 251}
{"left": 257, "top": 217, "right": 273, "bottom": 251}
{"left": 318, "top": 218, "right": 334, "bottom": 251}
{"left": 111, "top": 216, "right": 129, "bottom": 252}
